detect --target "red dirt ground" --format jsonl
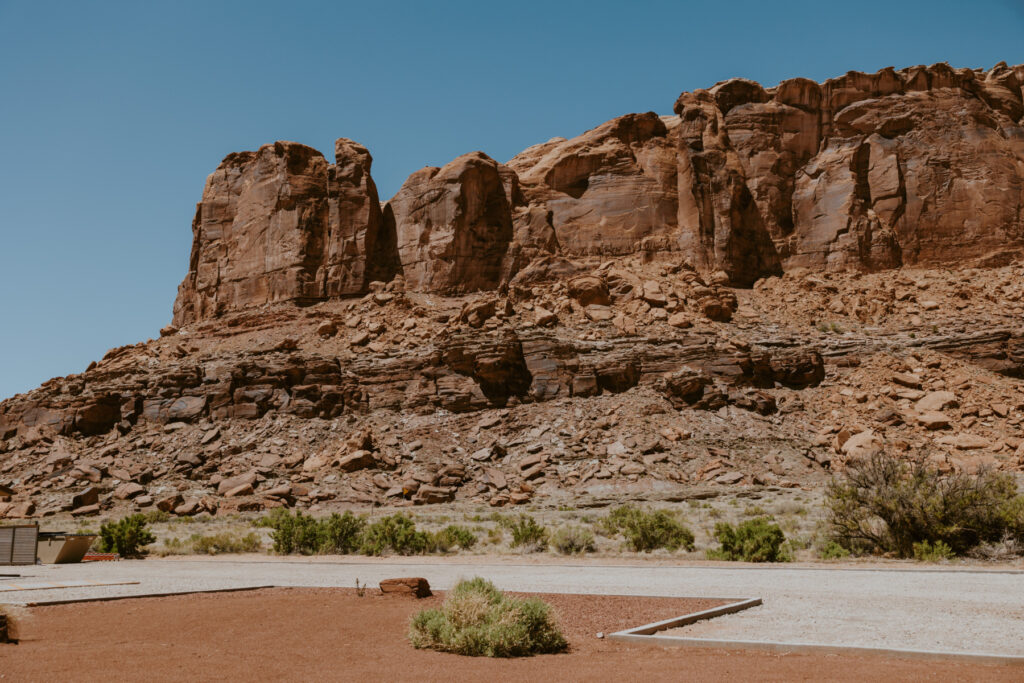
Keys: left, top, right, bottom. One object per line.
{"left": 2, "top": 588, "right": 1020, "bottom": 681}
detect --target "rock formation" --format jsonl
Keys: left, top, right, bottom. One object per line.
{"left": 4, "top": 61, "right": 1024, "bottom": 519}
{"left": 172, "top": 61, "right": 1024, "bottom": 327}
{"left": 389, "top": 152, "right": 514, "bottom": 293}
{"left": 173, "top": 139, "right": 397, "bottom": 326}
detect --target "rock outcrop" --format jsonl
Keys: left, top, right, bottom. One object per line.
{"left": 173, "top": 139, "right": 397, "bottom": 326}
{"left": 172, "top": 61, "right": 1024, "bottom": 325}
{"left": 675, "top": 62, "right": 1024, "bottom": 275}
{"left": 388, "top": 152, "right": 514, "bottom": 293}
{"left": 11, "top": 61, "right": 1024, "bottom": 519}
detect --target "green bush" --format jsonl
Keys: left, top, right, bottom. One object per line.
{"left": 431, "top": 525, "right": 478, "bottom": 553}
{"left": 408, "top": 577, "right": 567, "bottom": 657}
{"left": 818, "top": 540, "right": 851, "bottom": 560}
{"left": 267, "top": 510, "right": 324, "bottom": 555}
{"left": 603, "top": 505, "right": 694, "bottom": 552}
{"left": 320, "top": 512, "right": 367, "bottom": 554}
{"left": 359, "top": 514, "right": 431, "bottom": 556}
{"left": 825, "top": 452, "right": 1024, "bottom": 558}
{"left": 913, "top": 540, "right": 955, "bottom": 562}
{"left": 550, "top": 525, "right": 595, "bottom": 554}
{"left": 98, "top": 514, "right": 156, "bottom": 558}
{"left": 503, "top": 515, "right": 549, "bottom": 552}
{"left": 707, "top": 517, "right": 790, "bottom": 562}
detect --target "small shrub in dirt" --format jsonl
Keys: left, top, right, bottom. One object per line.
{"left": 912, "top": 540, "right": 955, "bottom": 562}
{"left": 98, "top": 514, "right": 156, "bottom": 558}
{"left": 267, "top": 510, "right": 323, "bottom": 555}
{"left": 319, "top": 512, "right": 367, "bottom": 554}
{"left": 603, "top": 505, "right": 695, "bottom": 552}
{"left": 550, "top": 525, "right": 595, "bottom": 554}
{"left": 431, "top": 525, "right": 478, "bottom": 552}
{"left": 825, "top": 452, "right": 1024, "bottom": 558}
{"left": 503, "top": 515, "right": 549, "bottom": 552}
{"left": 408, "top": 577, "right": 567, "bottom": 657}
{"left": 359, "top": 514, "right": 430, "bottom": 556}
{"left": 707, "top": 517, "right": 790, "bottom": 562}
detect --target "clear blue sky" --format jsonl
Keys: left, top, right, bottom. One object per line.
{"left": 1, "top": 0, "right": 1022, "bottom": 400}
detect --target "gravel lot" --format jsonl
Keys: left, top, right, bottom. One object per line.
{"left": 4, "top": 556, "right": 1023, "bottom": 656}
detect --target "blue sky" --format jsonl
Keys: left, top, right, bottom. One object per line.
{"left": 1, "top": 0, "right": 1022, "bottom": 400}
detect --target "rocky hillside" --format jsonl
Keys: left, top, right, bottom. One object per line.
{"left": 2, "top": 61, "right": 1024, "bottom": 520}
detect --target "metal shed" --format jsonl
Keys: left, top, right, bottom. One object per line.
{"left": 0, "top": 524, "right": 39, "bottom": 565}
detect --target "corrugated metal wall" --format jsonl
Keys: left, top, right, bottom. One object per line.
{"left": 0, "top": 525, "right": 38, "bottom": 565}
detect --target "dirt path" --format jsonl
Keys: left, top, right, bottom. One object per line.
{"left": 3, "top": 588, "right": 1020, "bottom": 682}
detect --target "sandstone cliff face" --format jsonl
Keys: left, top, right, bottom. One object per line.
{"left": 507, "top": 112, "right": 679, "bottom": 257}
{"left": 388, "top": 152, "right": 514, "bottom": 293}
{"left": 675, "top": 62, "right": 1024, "bottom": 275}
{"left": 173, "top": 139, "right": 396, "bottom": 326}
{"left": 172, "top": 61, "right": 1024, "bottom": 324}
{"left": 172, "top": 142, "right": 330, "bottom": 325}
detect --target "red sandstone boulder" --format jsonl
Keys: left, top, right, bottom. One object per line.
{"left": 379, "top": 577, "right": 431, "bottom": 598}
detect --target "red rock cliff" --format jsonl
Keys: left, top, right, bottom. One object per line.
{"left": 173, "top": 61, "right": 1024, "bottom": 324}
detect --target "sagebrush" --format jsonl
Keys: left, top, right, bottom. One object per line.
{"left": 550, "top": 525, "right": 595, "bottom": 554}
{"left": 162, "top": 531, "right": 261, "bottom": 555}
{"left": 603, "top": 505, "right": 694, "bottom": 552}
{"left": 503, "top": 515, "right": 549, "bottom": 552}
{"left": 359, "top": 514, "right": 431, "bottom": 556}
{"left": 825, "top": 452, "right": 1024, "bottom": 557}
{"left": 408, "top": 577, "right": 567, "bottom": 657}
{"left": 707, "top": 517, "right": 790, "bottom": 562}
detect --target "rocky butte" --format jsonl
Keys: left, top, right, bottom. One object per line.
{"left": 2, "top": 61, "right": 1024, "bottom": 518}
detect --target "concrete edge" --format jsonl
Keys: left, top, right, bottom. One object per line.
{"left": 609, "top": 634, "right": 1024, "bottom": 666}
{"left": 614, "top": 597, "right": 763, "bottom": 636}
{"left": 21, "top": 585, "right": 278, "bottom": 607}
{"left": 609, "top": 598, "right": 1024, "bottom": 665}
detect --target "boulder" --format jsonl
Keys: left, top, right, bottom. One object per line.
{"left": 72, "top": 486, "right": 101, "bottom": 508}
{"left": 567, "top": 276, "right": 610, "bottom": 306}
{"left": 338, "top": 450, "right": 376, "bottom": 472}
{"left": 379, "top": 577, "right": 432, "bottom": 598}
{"left": 217, "top": 471, "right": 258, "bottom": 495}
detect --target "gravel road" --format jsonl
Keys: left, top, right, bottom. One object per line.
{"left": 4, "top": 556, "right": 1022, "bottom": 656}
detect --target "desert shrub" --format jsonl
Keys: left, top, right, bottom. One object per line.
{"left": 359, "top": 514, "right": 430, "bottom": 556}
{"left": 825, "top": 452, "right": 1024, "bottom": 558}
{"left": 98, "top": 514, "right": 156, "bottom": 558}
{"left": 550, "top": 525, "right": 595, "bottom": 554}
{"left": 143, "top": 509, "right": 170, "bottom": 524}
{"left": 818, "top": 540, "right": 851, "bottom": 560}
{"left": 163, "top": 531, "right": 262, "bottom": 555}
{"left": 912, "top": 540, "right": 955, "bottom": 562}
{"left": 707, "top": 517, "right": 789, "bottom": 562}
{"left": 604, "top": 505, "right": 695, "bottom": 552}
{"left": 969, "top": 534, "right": 1024, "bottom": 561}
{"left": 267, "top": 510, "right": 323, "bottom": 555}
{"left": 502, "top": 515, "right": 549, "bottom": 552}
{"left": 431, "top": 525, "right": 478, "bottom": 552}
{"left": 319, "top": 512, "right": 367, "bottom": 554}
{"left": 408, "top": 577, "right": 567, "bottom": 657}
